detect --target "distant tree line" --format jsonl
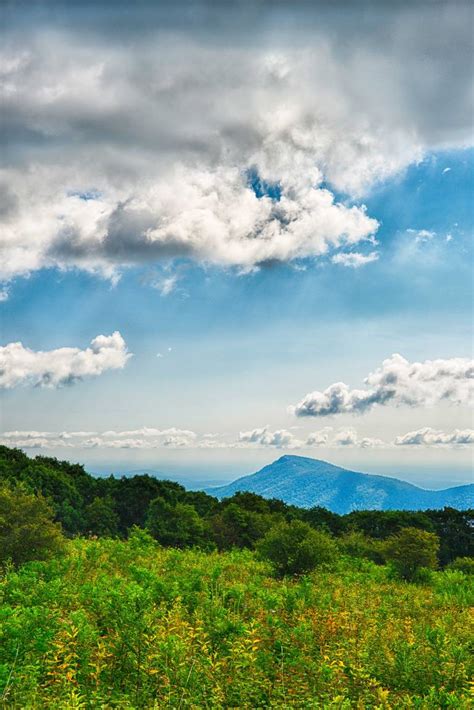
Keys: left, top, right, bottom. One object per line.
{"left": 1, "top": 445, "right": 472, "bottom": 575}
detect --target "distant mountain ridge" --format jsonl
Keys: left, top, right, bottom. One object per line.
{"left": 206, "top": 455, "right": 473, "bottom": 513}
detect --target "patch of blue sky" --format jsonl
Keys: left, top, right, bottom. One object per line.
{"left": 246, "top": 167, "right": 282, "bottom": 201}
{"left": 66, "top": 189, "right": 103, "bottom": 201}
{"left": 365, "top": 147, "right": 473, "bottom": 239}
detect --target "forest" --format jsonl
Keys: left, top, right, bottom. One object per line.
{"left": 1, "top": 445, "right": 473, "bottom": 707}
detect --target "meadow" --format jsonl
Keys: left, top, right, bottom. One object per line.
{"left": 1, "top": 532, "right": 473, "bottom": 709}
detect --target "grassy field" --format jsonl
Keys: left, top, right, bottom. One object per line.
{"left": 0, "top": 533, "right": 472, "bottom": 709}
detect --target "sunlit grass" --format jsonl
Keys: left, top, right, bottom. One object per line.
{"left": 1, "top": 535, "right": 473, "bottom": 708}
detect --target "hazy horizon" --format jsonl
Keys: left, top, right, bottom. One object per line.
{"left": 31, "top": 449, "right": 473, "bottom": 491}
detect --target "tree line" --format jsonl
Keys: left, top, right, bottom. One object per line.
{"left": 1, "top": 445, "right": 472, "bottom": 578}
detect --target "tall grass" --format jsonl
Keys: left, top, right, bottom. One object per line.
{"left": 1, "top": 535, "right": 472, "bottom": 708}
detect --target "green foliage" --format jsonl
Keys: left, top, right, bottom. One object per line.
{"left": 447, "top": 556, "right": 474, "bottom": 575}
{"left": 211, "top": 502, "right": 274, "bottom": 550}
{"left": 258, "top": 519, "right": 338, "bottom": 576}
{"left": 0, "top": 485, "right": 65, "bottom": 566}
{"left": 112, "top": 475, "right": 186, "bottom": 533}
{"left": 0, "top": 446, "right": 470, "bottom": 568}
{"left": 85, "top": 496, "right": 119, "bottom": 537}
{"left": 0, "top": 538, "right": 472, "bottom": 708}
{"left": 146, "top": 496, "right": 211, "bottom": 548}
{"left": 0, "top": 446, "right": 472, "bottom": 706}
{"left": 426, "top": 507, "right": 474, "bottom": 565}
{"left": 345, "top": 509, "right": 435, "bottom": 539}
{"left": 383, "top": 526, "right": 440, "bottom": 581}
{"left": 338, "top": 530, "right": 385, "bottom": 564}
{"left": 302, "top": 505, "right": 346, "bottom": 534}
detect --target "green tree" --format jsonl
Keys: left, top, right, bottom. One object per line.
{"left": 257, "top": 520, "right": 338, "bottom": 577}
{"left": 338, "top": 530, "right": 384, "bottom": 564}
{"left": 223, "top": 492, "right": 271, "bottom": 514}
{"left": 146, "top": 496, "right": 210, "bottom": 548}
{"left": 383, "top": 526, "right": 439, "bottom": 581}
{"left": 303, "top": 506, "right": 345, "bottom": 535}
{"left": 425, "top": 508, "right": 474, "bottom": 565}
{"left": 0, "top": 485, "right": 65, "bottom": 566}
{"left": 211, "top": 503, "right": 273, "bottom": 550}
{"left": 113, "top": 476, "right": 185, "bottom": 533}
{"left": 344, "top": 510, "right": 434, "bottom": 539}
{"left": 85, "top": 496, "right": 119, "bottom": 537}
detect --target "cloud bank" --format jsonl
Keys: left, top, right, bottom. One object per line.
{"left": 395, "top": 427, "right": 474, "bottom": 447}
{"left": 292, "top": 354, "right": 474, "bottom": 417}
{"left": 2, "top": 425, "right": 472, "bottom": 451}
{"left": 0, "top": 332, "right": 131, "bottom": 388}
{"left": 1, "top": 2, "right": 472, "bottom": 284}
{"left": 239, "top": 426, "right": 387, "bottom": 450}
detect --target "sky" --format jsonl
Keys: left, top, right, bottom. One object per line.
{"left": 0, "top": 0, "right": 473, "bottom": 489}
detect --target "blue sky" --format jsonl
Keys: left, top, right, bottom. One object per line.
{"left": 0, "top": 2, "right": 473, "bottom": 487}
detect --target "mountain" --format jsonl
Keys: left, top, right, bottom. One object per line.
{"left": 206, "top": 455, "right": 474, "bottom": 513}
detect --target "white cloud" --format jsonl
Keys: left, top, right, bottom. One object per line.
{"left": 238, "top": 426, "right": 302, "bottom": 449}
{"left": 237, "top": 425, "right": 385, "bottom": 449}
{"left": 331, "top": 251, "right": 379, "bottom": 268}
{"left": 407, "top": 228, "right": 436, "bottom": 243}
{"left": 332, "top": 428, "right": 385, "bottom": 448}
{"left": 144, "top": 266, "right": 186, "bottom": 296}
{"left": 305, "top": 427, "right": 333, "bottom": 446}
{"left": 0, "top": 427, "right": 202, "bottom": 450}
{"left": 2, "top": 424, "right": 472, "bottom": 452}
{"left": 0, "top": 164, "right": 378, "bottom": 280}
{"left": 2, "top": 430, "right": 95, "bottom": 440}
{"left": 292, "top": 354, "right": 474, "bottom": 417}
{"left": 395, "top": 427, "right": 474, "bottom": 447}
{"left": 151, "top": 274, "right": 179, "bottom": 296}
{"left": 1, "top": 2, "right": 472, "bottom": 284}
{"left": 100, "top": 427, "right": 195, "bottom": 438}
{"left": 0, "top": 331, "right": 131, "bottom": 388}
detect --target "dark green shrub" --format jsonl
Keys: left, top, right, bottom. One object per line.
{"left": 257, "top": 519, "right": 337, "bottom": 576}
{"left": 146, "top": 496, "right": 211, "bottom": 548}
{"left": 85, "top": 496, "right": 119, "bottom": 537}
{"left": 382, "top": 526, "right": 439, "bottom": 581}
{"left": 338, "top": 530, "right": 385, "bottom": 564}
{"left": 211, "top": 503, "right": 273, "bottom": 550}
{"left": 0, "top": 485, "right": 65, "bottom": 566}
{"left": 447, "top": 557, "right": 474, "bottom": 575}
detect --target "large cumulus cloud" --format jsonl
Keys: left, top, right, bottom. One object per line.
{"left": 0, "top": 1, "right": 472, "bottom": 283}
{"left": 292, "top": 354, "right": 474, "bottom": 417}
{"left": 0, "top": 332, "right": 131, "bottom": 388}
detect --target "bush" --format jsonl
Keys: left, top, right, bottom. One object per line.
{"left": 0, "top": 485, "right": 65, "bottom": 566}
{"left": 382, "top": 526, "right": 439, "bottom": 581}
{"left": 85, "top": 496, "right": 119, "bottom": 537}
{"left": 447, "top": 557, "right": 474, "bottom": 575}
{"left": 338, "top": 530, "right": 385, "bottom": 564}
{"left": 211, "top": 503, "right": 273, "bottom": 550}
{"left": 257, "top": 519, "right": 337, "bottom": 576}
{"left": 146, "top": 496, "right": 211, "bottom": 548}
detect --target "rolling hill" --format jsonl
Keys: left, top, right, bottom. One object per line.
{"left": 206, "top": 455, "right": 474, "bottom": 513}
